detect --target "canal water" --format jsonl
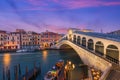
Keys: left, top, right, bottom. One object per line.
{"left": 0, "top": 50, "right": 88, "bottom": 80}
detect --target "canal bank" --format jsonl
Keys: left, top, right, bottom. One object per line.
{"left": 0, "top": 48, "right": 60, "bottom": 53}
{"left": 0, "top": 50, "right": 88, "bottom": 80}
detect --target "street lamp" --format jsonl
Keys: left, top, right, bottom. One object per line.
{"left": 65, "top": 61, "right": 75, "bottom": 80}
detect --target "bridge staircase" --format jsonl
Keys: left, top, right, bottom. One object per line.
{"left": 106, "top": 70, "right": 120, "bottom": 80}
{"left": 112, "top": 64, "right": 120, "bottom": 71}
{"left": 105, "top": 64, "right": 120, "bottom": 80}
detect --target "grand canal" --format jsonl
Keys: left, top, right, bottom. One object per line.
{"left": 0, "top": 49, "right": 88, "bottom": 80}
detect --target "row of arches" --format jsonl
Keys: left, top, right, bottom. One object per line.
{"left": 67, "top": 35, "right": 119, "bottom": 64}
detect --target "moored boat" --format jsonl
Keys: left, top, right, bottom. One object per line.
{"left": 16, "top": 49, "right": 36, "bottom": 53}
{"left": 44, "top": 59, "right": 64, "bottom": 80}
{"left": 16, "top": 49, "right": 27, "bottom": 53}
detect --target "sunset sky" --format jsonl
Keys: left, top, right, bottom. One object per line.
{"left": 0, "top": 0, "right": 120, "bottom": 33}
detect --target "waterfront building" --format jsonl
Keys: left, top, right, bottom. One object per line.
{"left": 0, "top": 29, "right": 63, "bottom": 51}
{"left": 40, "top": 30, "right": 62, "bottom": 48}
{"left": 69, "top": 28, "right": 94, "bottom": 33}
{"left": 15, "top": 29, "right": 40, "bottom": 49}
{"left": 20, "top": 31, "right": 29, "bottom": 49}
{"left": 80, "top": 29, "right": 94, "bottom": 32}
{"left": 25, "top": 31, "right": 40, "bottom": 49}
{"left": 15, "top": 29, "right": 26, "bottom": 49}
{"left": 5, "top": 32, "right": 20, "bottom": 50}
{"left": 36, "top": 33, "right": 41, "bottom": 48}
{"left": 16, "top": 29, "right": 26, "bottom": 33}
{"left": 0, "top": 30, "right": 7, "bottom": 51}
{"left": 108, "top": 30, "right": 120, "bottom": 36}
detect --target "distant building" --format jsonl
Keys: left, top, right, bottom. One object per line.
{"left": 108, "top": 30, "right": 120, "bottom": 36}
{"left": 40, "top": 30, "right": 62, "bottom": 48}
{"left": 80, "top": 29, "right": 94, "bottom": 32}
{"left": 16, "top": 29, "right": 26, "bottom": 33}
{"left": 69, "top": 28, "right": 94, "bottom": 33}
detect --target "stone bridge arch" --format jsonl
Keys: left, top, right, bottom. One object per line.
{"left": 95, "top": 41, "right": 104, "bottom": 56}
{"left": 82, "top": 37, "right": 86, "bottom": 47}
{"left": 77, "top": 36, "right": 81, "bottom": 45}
{"left": 87, "top": 39, "right": 94, "bottom": 50}
{"left": 106, "top": 44, "right": 119, "bottom": 64}
{"left": 56, "top": 40, "right": 112, "bottom": 76}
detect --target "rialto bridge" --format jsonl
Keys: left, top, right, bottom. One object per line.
{"left": 55, "top": 28, "right": 120, "bottom": 80}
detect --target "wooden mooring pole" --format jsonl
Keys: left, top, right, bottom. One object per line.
{"left": 18, "top": 64, "right": 21, "bottom": 76}
{"left": 14, "top": 65, "right": 18, "bottom": 80}
{"left": 6, "top": 67, "right": 8, "bottom": 80}
{"left": 3, "top": 67, "right": 5, "bottom": 80}
{"left": 34, "top": 62, "right": 36, "bottom": 77}
{"left": 26, "top": 66, "right": 28, "bottom": 75}
{"left": 8, "top": 68, "right": 11, "bottom": 80}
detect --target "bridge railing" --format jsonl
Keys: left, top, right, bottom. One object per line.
{"left": 57, "top": 35, "right": 67, "bottom": 43}
{"left": 100, "top": 67, "right": 111, "bottom": 80}
{"left": 72, "top": 40, "right": 120, "bottom": 66}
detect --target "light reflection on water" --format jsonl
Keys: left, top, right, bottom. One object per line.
{"left": 3, "top": 53, "right": 11, "bottom": 67}
{"left": 42, "top": 50, "right": 48, "bottom": 62}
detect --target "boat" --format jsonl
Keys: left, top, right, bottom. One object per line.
{"left": 16, "top": 49, "right": 28, "bottom": 53}
{"left": 44, "top": 59, "right": 64, "bottom": 80}
{"left": 16, "top": 48, "right": 36, "bottom": 53}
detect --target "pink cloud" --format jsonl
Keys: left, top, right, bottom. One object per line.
{"left": 56, "top": 0, "right": 120, "bottom": 9}
{"left": 52, "top": 28, "right": 68, "bottom": 33}
{"left": 19, "top": 0, "right": 120, "bottom": 11}
{"left": 42, "top": 24, "right": 68, "bottom": 33}
{"left": 102, "top": 1, "right": 120, "bottom": 6}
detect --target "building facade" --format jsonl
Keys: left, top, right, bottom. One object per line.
{"left": 40, "top": 30, "right": 62, "bottom": 48}
{"left": 0, "top": 30, "right": 7, "bottom": 51}
{"left": 4, "top": 32, "right": 20, "bottom": 50}
{"left": 0, "top": 29, "right": 62, "bottom": 51}
{"left": 108, "top": 30, "right": 120, "bottom": 36}
{"left": 21, "top": 31, "right": 40, "bottom": 49}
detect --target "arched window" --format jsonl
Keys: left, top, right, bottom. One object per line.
{"left": 82, "top": 37, "right": 86, "bottom": 47}
{"left": 95, "top": 41, "right": 104, "bottom": 55}
{"left": 69, "top": 34, "right": 72, "bottom": 41}
{"left": 106, "top": 45, "right": 119, "bottom": 64}
{"left": 65, "top": 36, "right": 68, "bottom": 40}
{"left": 73, "top": 35, "right": 76, "bottom": 43}
{"left": 88, "top": 39, "right": 94, "bottom": 50}
{"left": 50, "top": 43, "right": 53, "bottom": 47}
{"left": 77, "top": 36, "right": 81, "bottom": 45}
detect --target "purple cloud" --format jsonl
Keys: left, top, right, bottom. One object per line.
{"left": 26, "top": 0, "right": 48, "bottom": 6}
{"left": 42, "top": 24, "right": 68, "bottom": 33}
{"left": 22, "top": 0, "right": 120, "bottom": 11}
{"left": 54, "top": 0, "right": 120, "bottom": 9}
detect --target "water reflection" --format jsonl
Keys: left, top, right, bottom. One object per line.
{"left": 42, "top": 50, "right": 48, "bottom": 62}
{"left": 3, "top": 53, "right": 11, "bottom": 67}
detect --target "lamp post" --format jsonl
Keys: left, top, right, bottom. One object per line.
{"left": 65, "top": 61, "right": 75, "bottom": 80}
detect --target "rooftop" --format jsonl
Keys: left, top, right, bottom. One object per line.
{"left": 41, "top": 31, "right": 59, "bottom": 35}
{"left": 74, "top": 31, "right": 120, "bottom": 42}
{"left": 0, "top": 30, "right": 6, "bottom": 33}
